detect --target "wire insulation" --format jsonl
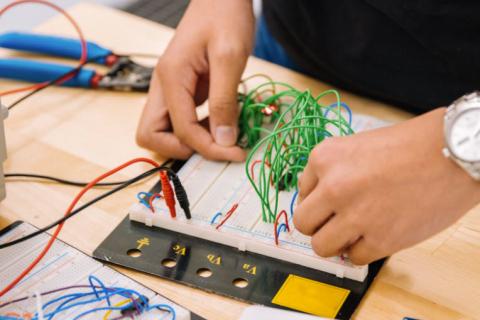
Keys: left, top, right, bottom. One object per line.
{"left": 0, "top": 158, "right": 163, "bottom": 297}
{"left": 239, "top": 77, "right": 354, "bottom": 223}
{"left": 0, "top": 0, "right": 88, "bottom": 98}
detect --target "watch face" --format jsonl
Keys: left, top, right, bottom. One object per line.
{"left": 449, "top": 108, "right": 480, "bottom": 162}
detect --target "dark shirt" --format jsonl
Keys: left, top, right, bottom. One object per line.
{"left": 263, "top": 0, "right": 480, "bottom": 114}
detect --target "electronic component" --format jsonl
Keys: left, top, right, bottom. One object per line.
{"left": 130, "top": 154, "right": 366, "bottom": 281}
{"left": 129, "top": 114, "right": 387, "bottom": 282}
{"left": 0, "top": 222, "right": 198, "bottom": 320}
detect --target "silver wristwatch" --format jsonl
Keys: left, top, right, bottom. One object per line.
{"left": 443, "top": 92, "right": 480, "bottom": 181}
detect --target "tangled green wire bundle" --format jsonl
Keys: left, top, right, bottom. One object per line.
{"left": 238, "top": 76, "right": 354, "bottom": 223}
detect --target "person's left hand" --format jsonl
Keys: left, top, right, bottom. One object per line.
{"left": 294, "top": 108, "right": 480, "bottom": 265}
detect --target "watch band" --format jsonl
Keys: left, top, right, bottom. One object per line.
{"left": 457, "top": 159, "right": 480, "bottom": 181}
{"left": 443, "top": 92, "right": 480, "bottom": 182}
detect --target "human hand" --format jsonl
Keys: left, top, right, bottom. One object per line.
{"left": 294, "top": 108, "right": 480, "bottom": 265}
{"left": 136, "top": 0, "right": 254, "bottom": 161}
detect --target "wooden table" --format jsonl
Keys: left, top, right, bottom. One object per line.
{"left": 1, "top": 3, "right": 479, "bottom": 319}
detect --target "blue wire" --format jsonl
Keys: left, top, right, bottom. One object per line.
{"left": 46, "top": 278, "right": 121, "bottom": 320}
{"left": 324, "top": 102, "right": 352, "bottom": 127}
{"left": 88, "top": 275, "right": 112, "bottom": 306}
{"left": 41, "top": 292, "right": 84, "bottom": 313}
{"left": 44, "top": 294, "right": 107, "bottom": 320}
{"left": 70, "top": 306, "right": 130, "bottom": 320}
{"left": 41, "top": 288, "right": 146, "bottom": 320}
{"left": 25, "top": 275, "right": 167, "bottom": 320}
{"left": 45, "top": 293, "right": 92, "bottom": 320}
{"left": 137, "top": 191, "right": 153, "bottom": 209}
{"left": 276, "top": 223, "right": 288, "bottom": 240}
{"left": 148, "top": 303, "right": 176, "bottom": 320}
{"left": 210, "top": 212, "right": 222, "bottom": 225}
{"left": 290, "top": 190, "right": 299, "bottom": 218}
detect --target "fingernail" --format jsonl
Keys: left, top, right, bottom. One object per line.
{"left": 215, "top": 126, "right": 236, "bottom": 147}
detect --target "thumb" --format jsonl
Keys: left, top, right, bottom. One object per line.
{"left": 208, "top": 46, "right": 247, "bottom": 147}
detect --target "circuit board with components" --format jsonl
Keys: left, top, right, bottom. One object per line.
{"left": 95, "top": 112, "right": 387, "bottom": 320}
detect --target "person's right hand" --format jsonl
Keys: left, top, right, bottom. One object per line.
{"left": 136, "top": 0, "right": 255, "bottom": 161}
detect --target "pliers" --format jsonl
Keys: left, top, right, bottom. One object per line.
{"left": 0, "top": 32, "right": 153, "bottom": 92}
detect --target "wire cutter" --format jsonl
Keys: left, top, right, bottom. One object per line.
{"left": 0, "top": 32, "right": 153, "bottom": 92}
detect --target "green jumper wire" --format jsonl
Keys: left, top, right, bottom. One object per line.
{"left": 238, "top": 80, "right": 354, "bottom": 223}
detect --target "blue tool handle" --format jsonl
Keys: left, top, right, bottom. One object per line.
{"left": 0, "top": 32, "right": 113, "bottom": 64}
{"left": 0, "top": 58, "right": 95, "bottom": 88}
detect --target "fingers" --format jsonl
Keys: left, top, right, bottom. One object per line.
{"left": 346, "top": 237, "right": 379, "bottom": 265}
{"left": 161, "top": 60, "right": 245, "bottom": 161}
{"left": 293, "top": 184, "right": 334, "bottom": 235}
{"left": 297, "top": 160, "right": 318, "bottom": 202}
{"left": 208, "top": 42, "right": 248, "bottom": 147}
{"left": 136, "top": 70, "right": 193, "bottom": 159}
{"left": 310, "top": 215, "right": 361, "bottom": 258}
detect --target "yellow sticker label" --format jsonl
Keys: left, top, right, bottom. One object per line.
{"left": 272, "top": 275, "right": 350, "bottom": 318}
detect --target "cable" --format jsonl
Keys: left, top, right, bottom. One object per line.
{"left": 210, "top": 212, "right": 222, "bottom": 225}
{"left": 4, "top": 159, "right": 172, "bottom": 186}
{"left": 0, "top": 276, "right": 175, "bottom": 320}
{"left": 0, "top": 165, "right": 171, "bottom": 250}
{"left": 290, "top": 190, "right": 298, "bottom": 218}
{"left": 159, "top": 171, "right": 176, "bottom": 218}
{"left": 102, "top": 298, "right": 133, "bottom": 320}
{"left": 273, "top": 210, "right": 289, "bottom": 245}
{"left": 148, "top": 193, "right": 162, "bottom": 212}
{"left": 168, "top": 172, "right": 191, "bottom": 219}
{"left": 0, "top": 158, "right": 169, "bottom": 297}
{"left": 215, "top": 203, "right": 239, "bottom": 230}
{"left": 4, "top": 172, "right": 142, "bottom": 187}
{"left": 115, "top": 52, "right": 159, "bottom": 59}
{"left": 239, "top": 76, "right": 354, "bottom": 223}
{"left": 0, "top": 0, "right": 88, "bottom": 98}
{"left": 148, "top": 304, "right": 176, "bottom": 320}
{"left": 0, "top": 285, "right": 136, "bottom": 309}
{"left": 5, "top": 57, "right": 95, "bottom": 111}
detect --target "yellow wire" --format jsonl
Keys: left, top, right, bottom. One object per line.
{"left": 102, "top": 298, "right": 132, "bottom": 320}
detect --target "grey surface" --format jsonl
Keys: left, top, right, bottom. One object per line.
{"left": 0, "top": 0, "right": 261, "bottom": 33}
{"left": 0, "top": 0, "right": 136, "bottom": 33}
{"left": 123, "top": 0, "right": 190, "bottom": 28}
{"left": 123, "top": 0, "right": 262, "bottom": 28}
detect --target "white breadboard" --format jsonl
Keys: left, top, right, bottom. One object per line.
{"left": 129, "top": 114, "right": 388, "bottom": 282}
{"left": 0, "top": 222, "right": 191, "bottom": 320}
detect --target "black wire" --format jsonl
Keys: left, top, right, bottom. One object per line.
{"left": 4, "top": 160, "right": 173, "bottom": 187}
{"left": 0, "top": 166, "right": 171, "bottom": 249}
{"left": 5, "top": 173, "right": 133, "bottom": 187}
{"left": 116, "top": 52, "right": 159, "bottom": 59}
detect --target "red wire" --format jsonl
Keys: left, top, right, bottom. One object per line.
{"left": 215, "top": 203, "right": 239, "bottom": 230}
{"left": 159, "top": 171, "right": 176, "bottom": 218}
{"left": 0, "top": 0, "right": 88, "bottom": 97}
{"left": 0, "top": 157, "right": 161, "bottom": 298}
{"left": 250, "top": 159, "right": 271, "bottom": 182}
{"left": 274, "top": 210, "right": 290, "bottom": 245}
{"left": 147, "top": 193, "right": 163, "bottom": 213}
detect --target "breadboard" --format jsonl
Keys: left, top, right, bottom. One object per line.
{"left": 129, "top": 114, "right": 387, "bottom": 282}
{"left": 0, "top": 221, "right": 200, "bottom": 320}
